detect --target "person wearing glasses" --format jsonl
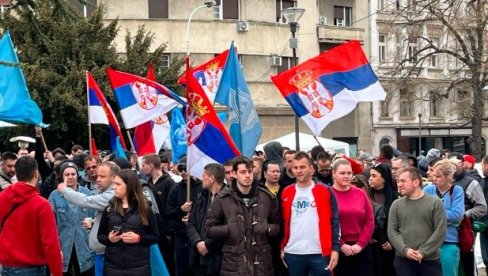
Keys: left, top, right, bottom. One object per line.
{"left": 80, "top": 155, "right": 100, "bottom": 192}
{"left": 332, "top": 158, "right": 374, "bottom": 276}
{"left": 49, "top": 162, "right": 95, "bottom": 275}
{"left": 369, "top": 163, "right": 398, "bottom": 276}
{"left": 314, "top": 152, "right": 333, "bottom": 186}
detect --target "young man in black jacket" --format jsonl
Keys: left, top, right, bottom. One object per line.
{"left": 141, "top": 154, "right": 176, "bottom": 275}
{"left": 187, "top": 163, "right": 225, "bottom": 276}
{"left": 167, "top": 163, "right": 202, "bottom": 276}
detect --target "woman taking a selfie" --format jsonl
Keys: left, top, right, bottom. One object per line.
{"left": 97, "top": 169, "right": 159, "bottom": 275}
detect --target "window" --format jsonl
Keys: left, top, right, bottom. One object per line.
{"left": 219, "top": 0, "right": 239, "bottom": 20}
{"left": 68, "top": 0, "right": 96, "bottom": 17}
{"left": 161, "top": 54, "right": 170, "bottom": 68}
{"left": 276, "top": 0, "right": 295, "bottom": 23}
{"left": 378, "top": 0, "right": 385, "bottom": 10}
{"left": 334, "top": 6, "right": 352, "bottom": 27}
{"left": 379, "top": 34, "right": 386, "bottom": 63}
{"left": 430, "top": 38, "right": 439, "bottom": 67}
{"left": 380, "top": 101, "right": 389, "bottom": 117}
{"left": 399, "top": 88, "right": 413, "bottom": 117}
{"left": 148, "top": 0, "right": 168, "bottom": 19}
{"left": 277, "top": 57, "right": 293, "bottom": 73}
{"left": 430, "top": 91, "right": 443, "bottom": 116}
{"left": 408, "top": 37, "right": 418, "bottom": 64}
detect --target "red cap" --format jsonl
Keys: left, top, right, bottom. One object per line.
{"left": 463, "top": 154, "right": 476, "bottom": 165}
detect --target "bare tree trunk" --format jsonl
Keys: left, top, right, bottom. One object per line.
{"left": 471, "top": 86, "right": 484, "bottom": 161}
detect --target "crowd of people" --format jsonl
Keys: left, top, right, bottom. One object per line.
{"left": 1, "top": 128, "right": 488, "bottom": 276}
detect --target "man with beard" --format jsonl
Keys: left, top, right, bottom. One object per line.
{"left": 0, "top": 152, "right": 17, "bottom": 191}
{"left": 313, "top": 152, "right": 333, "bottom": 186}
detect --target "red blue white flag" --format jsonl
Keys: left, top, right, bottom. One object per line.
{"left": 178, "top": 49, "right": 229, "bottom": 103}
{"left": 185, "top": 66, "right": 240, "bottom": 179}
{"left": 106, "top": 68, "right": 185, "bottom": 129}
{"left": 132, "top": 65, "right": 171, "bottom": 156}
{"left": 86, "top": 71, "right": 126, "bottom": 149}
{"left": 271, "top": 41, "right": 386, "bottom": 136}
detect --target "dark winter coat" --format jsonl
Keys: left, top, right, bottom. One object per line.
{"left": 204, "top": 182, "right": 281, "bottom": 276}
{"left": 149, "top": 172, "right": 176, "bottom": 235}
{"left": 187, "top": 188, "right": 224, "bottom": 274}
{"left": 97, "top": 199, "right": 159, "bottom": 276}
{"left": 166, "top": 178, "right": 202, "bottom": 238}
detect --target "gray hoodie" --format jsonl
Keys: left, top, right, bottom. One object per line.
{"left": 62, "top": 184, "right": 114, "bottom": 255}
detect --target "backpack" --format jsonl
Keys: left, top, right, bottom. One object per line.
{"left": 458, "top": 215, "right": 475, "bottom": 254}
{"left": 443, "top": 185, "right": 475, "bottom": 254}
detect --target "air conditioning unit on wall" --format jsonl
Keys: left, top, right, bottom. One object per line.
{"left": 319, "top": 16, "right": 327, "bottom": 25}
{"left": 237, "top": 21, "right": 249, "bottom": 32}
{"left": 271, "top": 55, "right": 282, "bottom": 67}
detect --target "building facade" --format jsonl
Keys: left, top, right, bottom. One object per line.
{"left": 369, "top": 0, "right": 488, "bottom": 156}
{"left": 67, "top": 0, "right": 370, "bottom": 156}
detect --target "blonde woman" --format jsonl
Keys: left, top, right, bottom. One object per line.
{"left": 423, "top": 159, "right": 465, "bottom": 276}
{"left": 331, "top": 158, "right": 374, "bottom": 276}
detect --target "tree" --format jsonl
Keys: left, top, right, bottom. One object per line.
{"left": 382, "top": 0, "right": 487, "bottom": 159}
{"left": 0, "top": 0, "right": 183, "bottom": 152}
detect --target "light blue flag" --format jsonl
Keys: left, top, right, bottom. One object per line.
{"left": 214, "top": 42, "right": 262, "bottom": 157}
{"left": 169, "top": 108, "right": 187, "bottom": 164}
{"left": 114, "top": 137, "right": 127, "bottom": 159}
{"left": 0, "top": 31, "right": 46, "bottom": 126}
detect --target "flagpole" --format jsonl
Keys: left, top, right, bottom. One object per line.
{"left": 86, "top": 71, "right": 93, "bottom": 155}
{"left": 125, "top": 130, "right": 135, "bottom": 152}
{"left": 184, "top": 2, "right": 216, "bottom": 202}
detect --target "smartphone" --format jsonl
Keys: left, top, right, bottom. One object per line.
{"left": 112, "top": 226, "right": 122, "bottom": 233}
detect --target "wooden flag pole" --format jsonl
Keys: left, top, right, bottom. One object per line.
{"left": 126, "top": 130, "right": 135, "bottom": 153}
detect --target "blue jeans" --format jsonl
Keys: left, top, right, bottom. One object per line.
{"left": 284, "top": 253, "right": 331, "bottom": 276}
{"left": 1, "top": 266, "right": 46, "bottom": 276}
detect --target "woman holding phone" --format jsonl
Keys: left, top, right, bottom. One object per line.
{"left": 97, "top": 169, "right": 159, "bottom": 275}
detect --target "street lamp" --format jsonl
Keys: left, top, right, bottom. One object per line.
{"left": 282, "top": 7, "right": 305, "bottom": 151}
{"left": 185, "top": 1, "right": 220, "bottom": 56}
{"left": 418, "top": 113, "right": 422, "bottom": 157}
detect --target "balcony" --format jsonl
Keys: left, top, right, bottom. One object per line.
{"left": 317, "top": 25, "right": 365, "bottom": 43}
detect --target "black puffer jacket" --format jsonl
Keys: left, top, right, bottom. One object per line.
{"left": 97, "top": 199, "right": 159, "bottom": 276}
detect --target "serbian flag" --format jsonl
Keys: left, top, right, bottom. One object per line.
{"left": 86, "top": 71, "right": 127, "bottom": 149}
{"left": 132, "top": 65, "right": 171, "bottom": 156}
{"left": 185, "top": 66, "right": 240, "bottom": 179}
{"left": 90, "top": 138, "right": 99, "bottom": 156}
{"left": 106, "top": 68, "right": 185, "bottom": 129}
{"left": 133, "top": 115, "right": 170, "bottom": 156}
{"left": 271, "top": 41, "right": 386, "bottom": 136}
{"left": 178, "top": 49, "right": 229, "bottom": 103}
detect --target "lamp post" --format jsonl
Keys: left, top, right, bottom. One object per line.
{"left": 418, "top": 113, "right": 422, "bottom": 157}
{"left": 185, "top": 1, "right": 219, "bottom": 56}
{"left": 282, "top": 7, "right": 305, "bottom": 151}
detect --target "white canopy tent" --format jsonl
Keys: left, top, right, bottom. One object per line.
{"left": 0, "top": 121, "right": 15, "bottom": 127}
{"left": 256, "top": 132, "right": 350, "bottom": 156}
